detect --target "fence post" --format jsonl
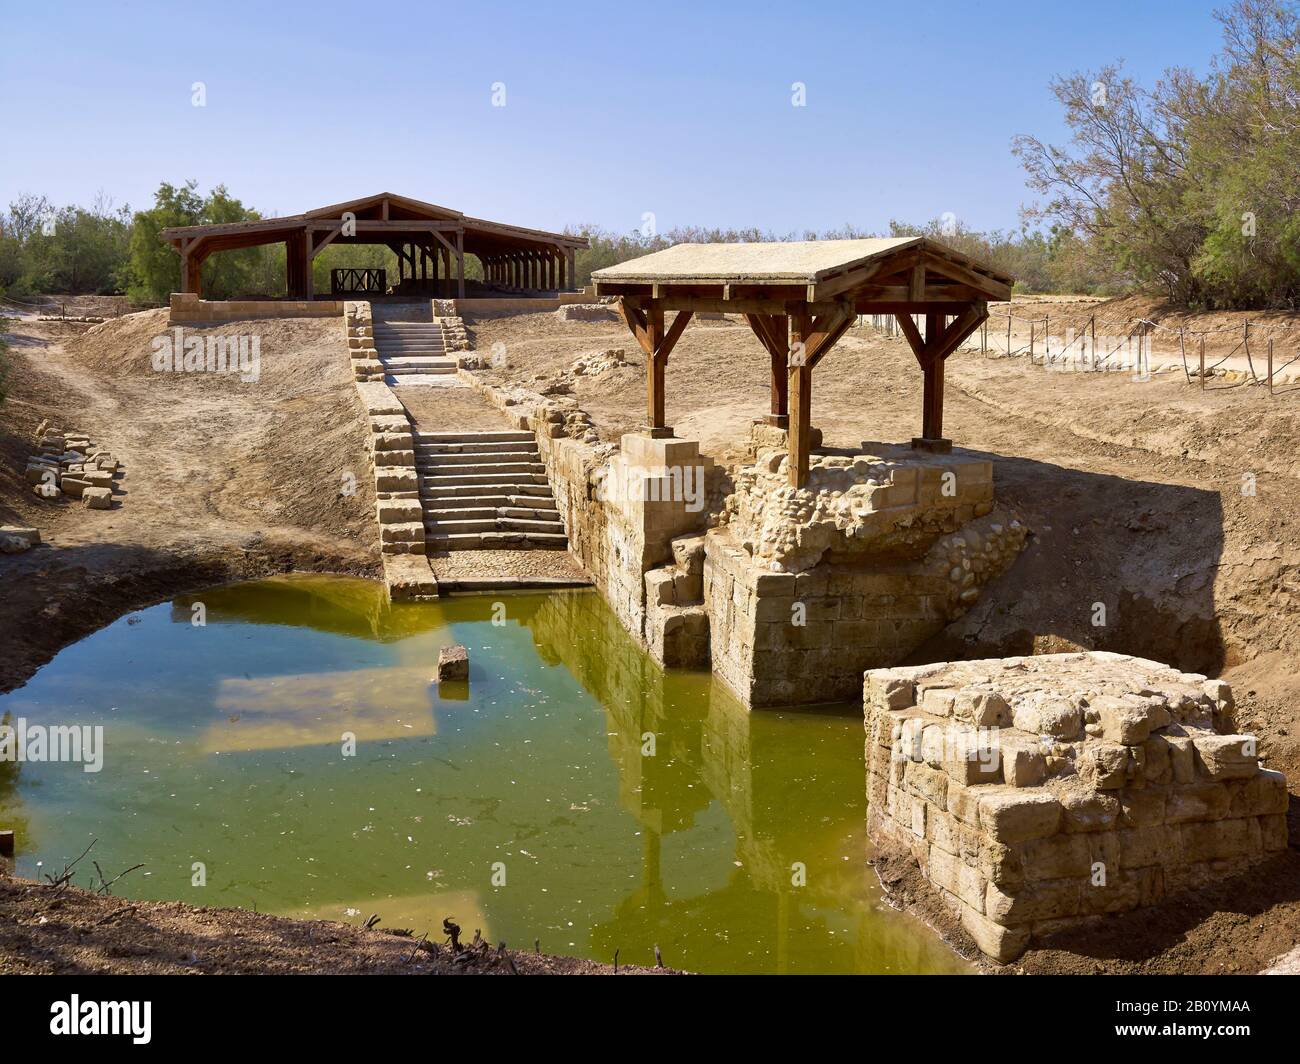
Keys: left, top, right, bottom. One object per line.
{"left": 1179, "top": 326, "right": 1190, "bottom": 384}
{"left": 1268, "top": 337, "right": 1274, "bottom": 395}
{"left": 1030, "top": 322, "right": 1035, "bottom": 363}
{"left": 1200, "top": 335, "right": 1206, "bottom": 390}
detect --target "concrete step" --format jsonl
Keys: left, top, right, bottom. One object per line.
{"left": 419, "top": 449, "right": 539, "bottom": 466}
{"left": 416, "top": 431, "right": 535, "bottom": 444}
{"left": 417, "top": 460, "right": 544, "bottom": 476}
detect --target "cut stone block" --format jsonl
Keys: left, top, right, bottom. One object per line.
{"left": 437, "top": 644, "right": 469, "bottom": 681}
{"left": 83, "top": 487, "right": 113, "bottom": 510}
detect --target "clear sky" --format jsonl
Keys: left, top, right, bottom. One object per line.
{"left": 0, "top": 0, "right": 1228, "bottom": 236}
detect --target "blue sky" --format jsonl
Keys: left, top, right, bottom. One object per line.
{"left": 1, "top": 0, "right": 1228, "bottom": 236}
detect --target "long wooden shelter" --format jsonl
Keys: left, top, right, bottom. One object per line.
{"left": 160, "top": 191, "right": 588, "bottom": 301}
{"left": 591, "top": 238, "right": 1013, "bottom": 487}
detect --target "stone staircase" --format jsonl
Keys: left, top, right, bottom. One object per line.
{"left": 373, "top": 321, "right": 459, "bottom": 386}
{"left": 416, "top": 430, "right": 568, "bottom": 550}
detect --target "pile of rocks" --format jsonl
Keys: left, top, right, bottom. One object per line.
{"left": 24, "top": 420, "right": 122, "bottom": 510}
{"left": 719, "top": 431, "right": 1004, "bottom": 572}
{"left": 569, "top": 348, "right": 628, "bottom": 377}
{"left": 864, "top": 652, "right": 1289, "bottom": 962}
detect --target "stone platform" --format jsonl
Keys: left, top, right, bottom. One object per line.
{"left": 863, "top": 652, "right": 1289, "bottom": 962}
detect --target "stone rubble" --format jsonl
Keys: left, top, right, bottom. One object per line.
{"left": 24, "top": 419, "right": 123, "bottom": 510}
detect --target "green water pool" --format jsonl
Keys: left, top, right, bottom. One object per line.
{"left": 0, "top": 575, "right": 966, "bottom": 974}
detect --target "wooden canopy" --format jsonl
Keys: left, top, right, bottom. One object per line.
{"left": 591, "top": 237, "right": 1013, "bottom": 487}
{"left": 160, "top": 191, "right": 589, "bottom": 300}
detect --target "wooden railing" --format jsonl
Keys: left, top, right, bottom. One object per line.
{"left": 331, "top": 268, "right": 386, "bottom": 296}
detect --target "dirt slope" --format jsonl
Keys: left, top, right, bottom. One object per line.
{"left": 0, "top": 308, "right": 378, "bottom": 693}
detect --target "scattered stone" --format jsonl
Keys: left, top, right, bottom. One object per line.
{"left": 83, "top": 487, "right": 113, "bottom": 510}
{"left": 437, "top": 644, "right": 469, "bottom": 681}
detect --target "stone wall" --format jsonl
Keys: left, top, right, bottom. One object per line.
{"left": 170, "top": 292, "right": 343, "bottom": 324}
{"left": 343, "top": 301, "right": 436, "bottom": 600}
{"left": 863, "top": 652, "right": 1289, "bottom": 962}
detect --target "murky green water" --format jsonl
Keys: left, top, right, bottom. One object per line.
{"left": 0, "top": 575, "right": 965, "bottom": 974}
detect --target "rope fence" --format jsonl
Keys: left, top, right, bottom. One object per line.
{"left": 861, "top": 310, "right": 1300, "bottom": 396}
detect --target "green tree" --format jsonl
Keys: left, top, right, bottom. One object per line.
{"left": 125, "top": 181, "right": 204, "bottom": 303}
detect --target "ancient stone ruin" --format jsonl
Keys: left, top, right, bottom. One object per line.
{"left": 24, "top": 419, "right": 122, "bottom": 510}
{"left": 864, "top": 652, "right": 1289, "bottom": 962}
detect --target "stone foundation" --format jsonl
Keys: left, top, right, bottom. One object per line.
{"left": 863, "top": 652, "right": 1289, "bottom": 962}
{"left": 170, "top": 292, "right": 343, "bottom": 324}
{"left": 704, "top": 429, "right": 1027, "bottom": 706}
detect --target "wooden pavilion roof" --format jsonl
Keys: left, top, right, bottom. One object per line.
{"left": 593, "top": 237, "right": 1014, "bottom": 487}
{"left": 160, "top": 191, "right": 588, "bottom": 258}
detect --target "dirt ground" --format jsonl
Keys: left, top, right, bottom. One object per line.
{"left": 0, "top": 867, "right": 664, "bottom": 975}
{"left": 3, "top": 293, "right": 1299, "bottom": 976}
{"left": 0, "top": 302, "right": 378, "bottom": 694}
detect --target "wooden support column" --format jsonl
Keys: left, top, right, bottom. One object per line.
{"left": 557, "top": 248, "right": 566, "bottom": 291}
{"left": 455, "top": 230, "right": 465, "bottom": 300}
{"left": 893, "top": 302, "right": 987, "bottom": 454}
{"left": 566, "top": 247, "right": 576, "bottom": 292}
{"left": 788, "top": 314, "right": 813, "bottom": 488}
{"left": 920, "top": 310, "right": 946, "bottom": 447}
{"left": 620, "top": 299, "right": 693, "bottom": 437}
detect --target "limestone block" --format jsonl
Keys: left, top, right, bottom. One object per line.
{"left": 437, "top": 644, "right": 469, "bottom": 681}
{"left": 1164, "top": 782, "right": 1230, "bottom": 824}
{"left": 985, "top": 878, "right": 1081, "bottom": 926}
{"left": 959, "top": 903, "right": 1029, "bottom": 963}
{"left": 1192, "top": 734, "right": 1258, "bottom": 780}
{"left": 380, "top": 522, "right": 424, "bottom": 544}
{"left": 1226, "top": 769, "right": 1288, "bottom": 818}
{"left": 978, "top": 788, "right": 1062, "bottom": 844}
{"left": 377, "top": 499, "right": 422, "bottom": 524}
{"left": 83, "top": 487, "right": 112, "bottom": 510}
{"left": 0, "top": 526, "right": 40, "bottom": 548}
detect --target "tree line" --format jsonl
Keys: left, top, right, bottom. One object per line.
{"left": 1015, "top": 0, "right": 1300, "bottom": 309}
{"left": 2, "top": 1, "right": 1296, "bottom": 312}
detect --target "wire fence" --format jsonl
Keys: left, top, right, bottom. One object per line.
{"left": 861, "top": 310, "right": 1300, "bottom": 396}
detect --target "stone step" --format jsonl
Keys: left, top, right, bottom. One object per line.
{"left": 384, "top": 364, "right": 455, "bottom": 373}
{"left": 415, "top": 430, "right": 535, "bottom": 444}
{"left": 420, "top": 481, "right": 552, "bottom": 499}
{"left": 419, "top": 449, "right": 539, "bottom": 466}
{"left": 418, "top": 440, "right": 538, "bottom": 455}
{"left": 424, "top": 506, "right": 562, "bottom": 523}
{"left": 424, "top": 531, "right": 569, "bottom": 551}
{"left": 421, "top": 473, "right": 549, "bottom": 490}
{"left": 422, "top": 493, "right": 556, "bottom": 510}
{"left": 426, "top": 516, "right": 564, "bottom": 535}
{"left": 417, "top": 460, "right": 544, "bottom": 477}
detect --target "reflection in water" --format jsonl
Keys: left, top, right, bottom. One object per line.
{"left": 0, "top": 575, "right": 966, "bottom": 974}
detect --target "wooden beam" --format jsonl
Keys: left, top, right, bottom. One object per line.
{"left": 788, "top": 313, "right": 813, "bottom": 489}
{"left": 646, "top": 307, "right": 666, "bottom": 429}
{"left": 456, "top": 229, "right": 465, "bottom": 300}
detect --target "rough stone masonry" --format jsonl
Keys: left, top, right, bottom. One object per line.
{"left": 864, "top": 652, "right": 1289, "bottom": 963}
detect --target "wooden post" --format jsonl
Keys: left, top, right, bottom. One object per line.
{"left": 1268, "top": 337, "right": 1274, "bottom": 395}
{"left": 788, "top": 314, "right": 812, "bottom": 488}
{"left": 769, "top": 313, "right": 789, "bottom": 427}
{"left": 557, "top": 248, "right": 566, "bottom": 291}
{"left": 455, "top": 229, "right": 465, "bottom": 300}
{"left": 1200, "top": 335, "right": 1206, "bottom": 390}
{"left": 1006, "top": 313, "right": 1012, "bottom": 357}
{"left": 646, "top": 308, "right": 666, "bottom": 432}
{"left": 566, "top": 247, "right": 576, "bottom": 292}
{"left": 905, "top": 311, "right": 953, "bottom": 453}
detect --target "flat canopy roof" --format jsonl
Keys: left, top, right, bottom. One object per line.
{"left": 593, "top": 236, "right": 1013, "bottom": 306}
